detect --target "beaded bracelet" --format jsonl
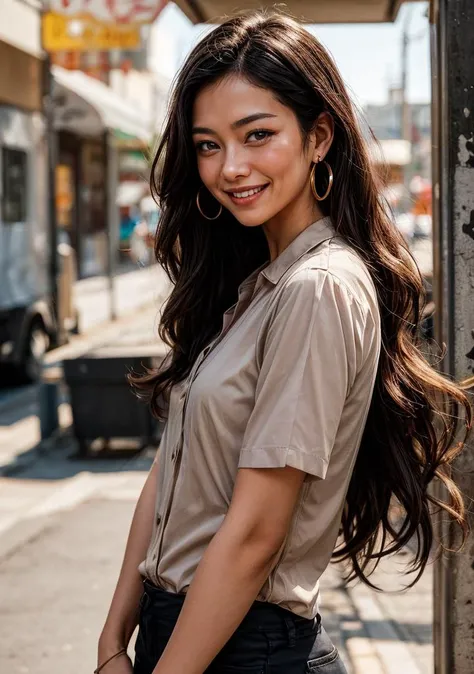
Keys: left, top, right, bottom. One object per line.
{"left": 94, "top": 648, "right": 127, "bottom": 673}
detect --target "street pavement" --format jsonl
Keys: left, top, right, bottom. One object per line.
{"left": 0, "top": 284, "right": 434, "bottom": 674}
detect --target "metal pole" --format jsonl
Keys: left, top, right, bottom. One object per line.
{"left": 105, "top": 130, "right": 118, "bottom": 321}
{"left": 400, "top": 13, "right": 411, "bottom": 142}
{"left": 432, "top": 0, "right": 474, "bottom": 672}
{"left": 42, "top": 29, "right": 60, "bottom": 346}
{"left": 400, "top": 7, "right": 412, "bottom": 212}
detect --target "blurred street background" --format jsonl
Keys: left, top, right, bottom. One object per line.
{"left": 0, "top": 1, "right": 472, "bottom": 673}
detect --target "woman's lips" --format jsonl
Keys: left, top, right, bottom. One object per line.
{"left": 226, "top": 184, "right": 269, "bottom": 206}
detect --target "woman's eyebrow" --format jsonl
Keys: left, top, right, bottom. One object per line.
{"left": 192, "top": 112, "right": 277, "bottom": 135}
{"left": 231, "top": 112, "right": 277, "bottom": 129}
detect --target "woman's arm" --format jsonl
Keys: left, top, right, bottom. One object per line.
{"left": 152, "top": 465, "right": 306, "bottom": 674}
{"left": 98, "top": 459, "right": 159, "bottom": 663}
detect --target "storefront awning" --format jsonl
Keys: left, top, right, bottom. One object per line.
{"left": 173, "top": 0, "right": 417, "bottom": 24}
{"left": 52, "top": 65, "right": 151, "bottom": 142}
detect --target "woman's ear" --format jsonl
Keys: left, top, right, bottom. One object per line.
{"left": 311, "top": 112, "right": 334, "bottom": 163}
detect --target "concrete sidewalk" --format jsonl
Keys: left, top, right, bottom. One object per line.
{"left": 322, "top": 555, "right": 432, "bottom": 674}
{"left": 0, "top": 453, "right": 150, "bottom": 674}
{"left": 75, "top": 264, "right": 170, "bottom": 333}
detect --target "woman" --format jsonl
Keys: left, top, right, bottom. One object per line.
{"left": 96, "top": 11, "right": 471, "bottom": 674}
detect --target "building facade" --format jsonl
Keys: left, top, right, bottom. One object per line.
{"left": 0, "top": 0, "right": 170, "bottom": 376}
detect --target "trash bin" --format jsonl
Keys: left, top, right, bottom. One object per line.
{"left": 63, "top": 347, "right": 163, "bottom": 456}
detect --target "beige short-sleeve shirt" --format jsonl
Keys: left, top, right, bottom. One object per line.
{"left": 139, "top": 217, "right": 381, "bottom": 619}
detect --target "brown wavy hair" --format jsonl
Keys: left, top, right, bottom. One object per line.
{"left": 133, "top": 10, "right": 472, "bottom": 587}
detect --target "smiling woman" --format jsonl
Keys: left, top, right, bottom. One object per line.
{"left": 190, "top": 79, "right": 332, "bottom": 235}
{"left": 97, "top": 9, "right": 471, "bottom": 674}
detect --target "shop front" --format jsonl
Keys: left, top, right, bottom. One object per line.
{"left": 52, "top": 65, "right": 151, "bottom": 280}
{"left": 115, "top": 133, "right": 151, "bottom": 270}
{"left": 55, "top": 130, "right": 108, "bottom": 278}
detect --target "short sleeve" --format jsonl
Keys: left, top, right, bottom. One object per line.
{"left": 238, "top": 269, "right": 367, "bottom": 479}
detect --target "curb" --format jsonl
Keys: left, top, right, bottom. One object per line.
{"left": 44, "top": 302, "right": 160, "bottom": 365}
{"left": 0, "top": 465, "right": 149, "bottom": 563}
{"left": 0, "top": 470, "right": 98, "bottom": 563}
{"left": 0, "top": 427, "right": 68, "bottom": 478}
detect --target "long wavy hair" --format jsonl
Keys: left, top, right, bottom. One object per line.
{"left": 132, "top": 10, "right": 472, "bottom": 587}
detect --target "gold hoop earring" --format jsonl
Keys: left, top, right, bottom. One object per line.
{"left": 310, "top": 160, "right": 333, "bottom": 201}
{"left": 196, "top": 188, "right": 222, "bottom": 220}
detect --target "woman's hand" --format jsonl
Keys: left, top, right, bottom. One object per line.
{"left": 98, "top": 462, "right": 159, "bottom": 674}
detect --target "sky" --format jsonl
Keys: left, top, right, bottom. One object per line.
{"left": 150, "top": 1, "right": 431, "bottom": 107}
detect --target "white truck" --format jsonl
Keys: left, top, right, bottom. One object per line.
{"left": 0, "top": 105, "right": 54, "bottom": 382}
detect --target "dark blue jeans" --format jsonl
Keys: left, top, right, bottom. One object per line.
{"left": 133, "top": 581, "right": 347, "bottom": 674}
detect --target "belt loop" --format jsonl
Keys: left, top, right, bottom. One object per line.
{"left": 140, "top": 582, "right": 150, "bottom": 611}
{"left": 315, "top": 613, "right": 322, "bottom": 635}
{"left": 282, "top": 613, "right": 296, "bottom": 649}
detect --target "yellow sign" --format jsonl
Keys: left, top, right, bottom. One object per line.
{"left": 42, "top": 13, "right": 141, "bottom": 52}
{"left": 56, "top": 165, "right": 74, "bottom": 228}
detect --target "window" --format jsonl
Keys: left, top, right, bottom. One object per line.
{"left": 2, "top": 147, "right": 28, "bottom": 223}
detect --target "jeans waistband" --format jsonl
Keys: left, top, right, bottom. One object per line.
{"left": 141, "top": 580, "right": 321, "bottom": 648}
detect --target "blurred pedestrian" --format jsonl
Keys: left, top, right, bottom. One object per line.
{"left": 96, "top": 10, "right": 471, "bottom": 674}
{"left": 119, "top": 206, "right": 140, "bottom": 252}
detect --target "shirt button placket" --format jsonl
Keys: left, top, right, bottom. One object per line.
{"left": 152, "top": 515, "right": 161, "bottom": 561}
{"left": 153, "top": 346, "right": 202, "bottom": 576}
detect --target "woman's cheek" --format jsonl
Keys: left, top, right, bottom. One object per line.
{"left": 257, "top": 139, "right": 292, "bottom": 175}
{"left": 197, "top": 156, "right": 220, "bottom": 190}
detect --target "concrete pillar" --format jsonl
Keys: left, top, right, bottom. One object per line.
{"left": 431, "top": 0, "right": 474, "bottom": 672}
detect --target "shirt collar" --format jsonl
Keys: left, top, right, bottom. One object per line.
{"left": 261, "top": 216, "right": 335, "bottom": 285}
{"left": 236, "top": 217, "right": 335, "bottom": 297}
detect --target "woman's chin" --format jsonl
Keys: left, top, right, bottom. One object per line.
{"left": 231, "top": 208, "right": 274, "bottom": 228}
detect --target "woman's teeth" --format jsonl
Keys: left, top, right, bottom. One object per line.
{"left": 232, "top": 186, "right": 265, "bottom": 198}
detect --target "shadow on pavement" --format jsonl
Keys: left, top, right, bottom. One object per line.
{"left": 2, "top": 433, "right": 156, "bottom": 481}
{"left": 334, "top": 615, "right": 432, "bottom": 646}
{"left": 0, "top": 384, "right": 38, "bottom": 427}
{"left": 361, "top": 619, "right": 432, "bottom": 645}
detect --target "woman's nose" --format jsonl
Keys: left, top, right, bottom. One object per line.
{"left": 221, "top": 149, "right": 251, "bottom": 182}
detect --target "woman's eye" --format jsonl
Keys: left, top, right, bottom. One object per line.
{"left": 247, "top": 130, "right": 274, "bottom": 143}
{"left": 196, "top": 140, "right": 218, "bottom": 153}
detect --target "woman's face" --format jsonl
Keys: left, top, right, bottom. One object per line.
{"left": 192, "top": 75, "right": 325, "bottom": 229}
